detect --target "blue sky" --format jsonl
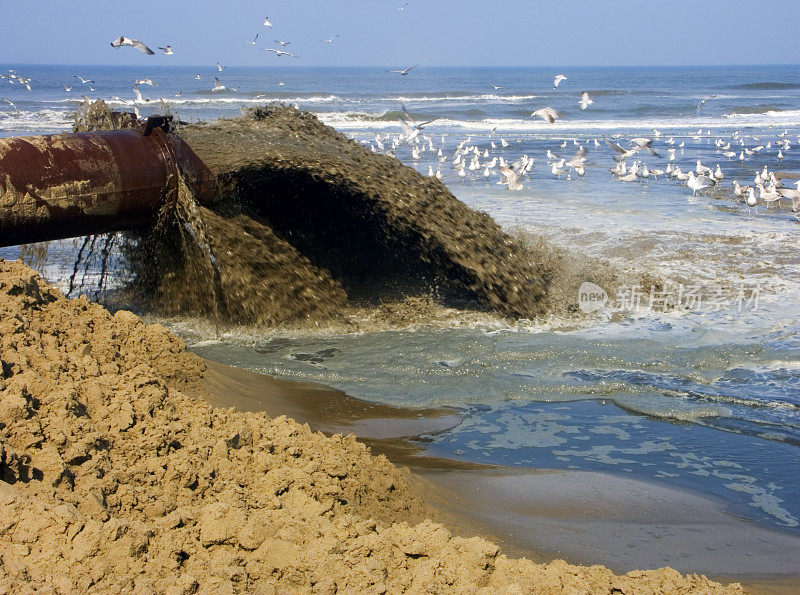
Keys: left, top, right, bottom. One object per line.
{"left": 2, "top": 1, "right": 800, "bottom": 67}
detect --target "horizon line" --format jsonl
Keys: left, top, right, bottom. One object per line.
{"left": 3, "top": 62, "right": 800, "bottom": 70}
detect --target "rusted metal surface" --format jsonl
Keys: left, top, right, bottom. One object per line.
{"left": 0, "top": 126, "right": 217, "bottom": 247}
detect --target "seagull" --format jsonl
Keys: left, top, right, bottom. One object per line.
{"left": 606, "top": 139, "right": 637, "bottom": 161}
{"left": 158, "top": 45, "right": 174, "bottom": 55}
{"left": 399, "top": 104, "right": 438, "bottom": 141}
{"left": 696, "top": 94, "right": 717, "bottom": 112}
{"left": 0, "top": 98, "right": 19, "bottom": 112}
{"left": 63, "top": 85, "right": 72, "bottom": 92}
{"left": 135, "top": 79, "right": 157, "bottom": 87}
{"left": 531, "top": 107, "right": 562, "bottom": 123}
{"left": 74, "top": 75, "right": 95, "bottom": 84}
{"left": 322, "top": 35, "right": 340, "bottom": 44}
{"left": 249, "top": 34, "right": 259, "bottom": 45}
{"left": 553, "top": 74, "right": 567, "bottom": 89}
{"left": 264, "top": 17, "right": 273, "bottom": 27}
{"left": 398, "top": 2, "right": 408, "bottom": 11}
{"left": 630, "top": 137, "right": 660, "bottom": 156}
{"left": 217, "top": 62, "right": 226, "bottom": 71}
{"left": 578, "top": 91, "right": 593, "bottom": 110}
{"left": 195, "top": 74, "right": 202, "bottom": 79}
{"left": 110, "top": 36, "right": 155, "bottom": 55}
{"left": 211, "top": 77, "right": 227, "bottom": 92}
{"left": 391, "top": 64, "right": 419, "bottom": 76}
{"left": 131, "top": 86, "right": 146, "bottom": 103}
{"left": 743, "top": 188, "right": 758, "bottom": 213}
{"left": 687, "top": 171, "right": 715, "bottom": 196}
{"left": 274, "top": 40, "right": 291, "bottom": 46}
{"left": 264, "top": 48, "right": 299, "bottom": 58}
{"left": 491, "top": 84, "right": 504, "bottom": 90}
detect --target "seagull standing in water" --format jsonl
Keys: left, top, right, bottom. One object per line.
{"left": 110, "top": 36, "right": 155, "bottom": 55}
{"left": 553, "top": 74, "right": 567, "bottom": 88}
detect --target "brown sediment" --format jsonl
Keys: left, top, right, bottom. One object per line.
{"left": 173, "top": 106, "right": 549, "bottom": 320}
{"left": 0, "top": 258, "right": 745, "bottom": 592}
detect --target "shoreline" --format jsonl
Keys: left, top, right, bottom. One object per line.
{"left": 197, "top": 355, "right": 800, "bottom": 591}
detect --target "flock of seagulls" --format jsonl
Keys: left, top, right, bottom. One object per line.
{"left": 1, "top": 7, "right": 798, "bottom": 223}
{"left": 356, "top": 73, "right": 800, "bottom": 222}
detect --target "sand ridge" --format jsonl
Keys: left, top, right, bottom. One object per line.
{"left": 0, "top": 258, "right": 742, "bottom": 593}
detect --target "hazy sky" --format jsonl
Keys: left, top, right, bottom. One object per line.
{"left": 3, "top": 1, "right": 800, "bottom": 67}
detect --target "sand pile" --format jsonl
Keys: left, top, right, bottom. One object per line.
{"left": 0, "top": 259, "right": 742, "bottom": 593}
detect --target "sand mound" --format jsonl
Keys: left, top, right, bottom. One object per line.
{"left": 0, "top": 259, "right": 741, "bottom": 593}
{"left": 178, "top": 106, "right": 547, "bottom": 319}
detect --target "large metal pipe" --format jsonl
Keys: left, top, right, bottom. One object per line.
{"left": 0, "top": 122, "right": 217, "bottom": 247}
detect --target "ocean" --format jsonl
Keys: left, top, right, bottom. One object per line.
{"left": 2, "top": 63, "right": 799, "bottom": 536}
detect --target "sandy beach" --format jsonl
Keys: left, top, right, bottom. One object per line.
{"left": 0, "top": 257, "right": 756, "bottom": 592}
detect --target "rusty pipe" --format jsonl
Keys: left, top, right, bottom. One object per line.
{"left": 0, "top": 126, "right": 217, "bottom": 247}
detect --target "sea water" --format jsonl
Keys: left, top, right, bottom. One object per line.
{"left": 2, "top": 64, "right": 799, "bottom": 535}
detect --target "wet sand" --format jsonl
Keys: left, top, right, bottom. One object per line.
{"left": 198, "top": 356, "right": 800, "bottom": 592}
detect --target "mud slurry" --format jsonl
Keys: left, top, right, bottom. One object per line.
{"left": 0, "top": 259, "right": 742, "bottom": 593}
{"left": 178, "top": 106, "right": 547, "bottom": 320}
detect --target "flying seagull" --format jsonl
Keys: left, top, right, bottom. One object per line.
{"left": 399, "top": 3, "right": 408, "bottom": 11}
{"left": 131, "top": 85, "right": 147, "bottom": 103}
{"left": 264, "top": 48, "right": 299, "bottom": 58}
{"left": 531, "top": 107, "right": 562, "bottom": 123}
{"left": 74, "top": 75, "right": 95, "bottom": 84}
{"left": 322, "top": 35, "right": 340, "bottom": 44}
{"left": 264, "top": 17, "right": 273, "bottom": 27}
{"left": 158, "top": 45, "right": 174, "bottom": 55}
{"left": 110, "top": 36, "right": 155, "bottom": 55}
{"left": 212, "top": 77, "right": 227, "bottom": 92}
{"left": 605, "top": 139, "right": 637, "bottom": 161}
{"left": 135, "top": 79, "right": 158, "bottom": 87}
{"left": 249, "top": 34, "right": 259, "bottom": 45}
{"left": 491, "top": 83, "right": 504, "bottom": 90}
{"left": 274, "top": 40, "right": 291, "bottom": 46}
{"left": 391, "top": 64, "right": 419, "bottom": 76}
{"left": 553, "top": 74, "right": 567, "bottom": 88}
{"left": 400, "top": 104, "right": 438, "bottom": 133}
{"left": 696, "top": 94, "right": 717, "bottom": 112}
{"left": 0, "top": 98, "right": 19, "bottom": 112}
{"left": 630, "top": 137, "right": 660, "bottom": 156}
{"left": 217, "top": 62, "right": 226, "bottom": 71}
{"left": 578, "top": 91, "right": 594, "bottom": 110}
